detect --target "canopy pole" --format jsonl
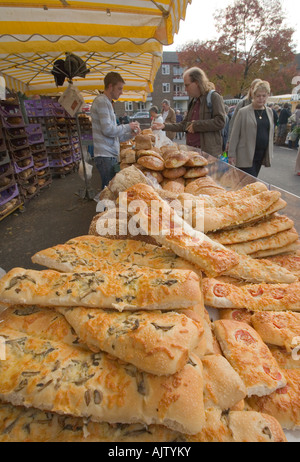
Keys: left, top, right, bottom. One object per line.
{"left": 75, "top": 112, "right": 95, "bottom": 200}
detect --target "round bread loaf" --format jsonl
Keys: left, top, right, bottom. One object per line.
{"left": 136, "top": 150, "right": 164, "bottom": 161}
{"left": 164, "top": 151, "right": 191, "bottom": 169}
{"left": 161, "top": 179, "right": 185, "bottom": 195}
{"left": 137, "top": 155, "right": 164, "bottom": 171}
{"left": 183, "top": 167, "right": 209, "bottom": 178}
{"left": 185, "top": 153, "right": 208, "bottom": 167}
{"left": 162, "top": 166, "right": 187, "bottom": 179}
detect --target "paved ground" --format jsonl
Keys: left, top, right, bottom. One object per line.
{"left": 0, "top": 143, "right": 299, "bottom": 273}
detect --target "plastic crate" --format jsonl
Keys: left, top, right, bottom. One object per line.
{"left": 49, "top": 156, "right": 73, "bottom": 168}
{"left": 0, "top": 194, "right": 22, "bottom": 220}
{"left": 24, "top": 100, "right": 43, "bottom": 109}
{"left": 36, "top": 166, "right": 51, "bottom": 178}
{"left": 8, "top": 137, "right": 30, "bottom": 151}
{"left": 1, "top": 116, "right": 25, "bottom": 129}
{"left": 0, "top": 162, "right": 13, "bottom": 177}
{"left": 0, "top": 102, "right": 22, "bottom": 117}
{"left": 0, "top": 183, "right": 19, "bottom": 206}
{"left": 27, "top": 133, "right": 44, "bottom": 145}
{"left": 34, "top": 158, "right": 49, "bottom": 171}
{"left": 0, "top": 136, "right": 6, "bottom": 152}
{"left": 4, "top": 127, "right": 27, "bottom": 139}
{"left": 0, "top": 173, "right": 15, "bottom": 193}
{"left": 38, "top": 174, "right": 52, "bottom": 189}
{"left": 31, "top": 143, "right": 46, "bottom": 153}
{"left": 0, "top": 151, "right": 10, "bottom": 166}
{"left": 10, "top": 147, "right": 31, "bottom": 162}
{"left": 25, "top": 124, "right": 43, "bottom": 135}
{"left": 14, "top": 157, "right": 34, "bottom": 173}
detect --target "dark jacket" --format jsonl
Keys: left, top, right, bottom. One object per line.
{"left": 164, "top": 92, "right": 226, "bottom": 157}
{"left": 278, "top": 107, "right": 291, "bottom": 125}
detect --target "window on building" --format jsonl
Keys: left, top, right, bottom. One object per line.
{"left": 162, "top": 64, "right": 170, "bottom": 75}
{"left": 173, "top": 65, "right": 183, "bottom": 76}
{"left": 162, "top": 83, "right": 170, "bottom": 93}
{"left": 138, "top": 102, "right": 146, "bottom": 111}
{"left": 125, "top": 101, "right": 133, "bottom": 112}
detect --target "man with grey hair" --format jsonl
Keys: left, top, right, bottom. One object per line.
{"left": 161, "top": 99, "right": 176, "bottom": 141}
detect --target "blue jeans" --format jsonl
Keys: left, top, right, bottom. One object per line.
{"left": 94, "top": 156, "right": 118, "bottom": 189}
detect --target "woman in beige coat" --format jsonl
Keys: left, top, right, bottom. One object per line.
{"left": 228, "top": 81, "right": 274, "bottom": 177}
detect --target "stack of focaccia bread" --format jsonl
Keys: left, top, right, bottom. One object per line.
{"left": 0, "top": 228, "right": 290, "bottom": 442}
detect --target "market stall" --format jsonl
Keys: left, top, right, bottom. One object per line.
{"left": 0, "top": 132, "right": 300, "bottom": 442}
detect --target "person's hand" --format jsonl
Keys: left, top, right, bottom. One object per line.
{"left": 186, "top": 121, "right": 195, "bottom": 134}
{"left": 228, "top": 156, "right": 235, "bottom": 166}
{"left": 152, "top": 122, "right": 164, "bottom": 131}
{"left": 129, "top": 121, "right": 141, "bottom": 134}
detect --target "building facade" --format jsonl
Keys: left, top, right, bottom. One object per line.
{"left": 114, "top": 51, "right": 188, "bottom": 118}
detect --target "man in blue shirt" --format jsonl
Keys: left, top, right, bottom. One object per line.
{"left": 91, "top": 72, "right": 140, "bottom": 189}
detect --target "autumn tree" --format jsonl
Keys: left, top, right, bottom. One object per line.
{"left": 177, "top": 0, "right": 297, "bottom": 97}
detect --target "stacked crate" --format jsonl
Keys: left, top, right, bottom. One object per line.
{"left": 25, "top": 98, "right": 79, "bottom": 178}
{"left": 0, "top": 101, "right": 40, "bottom": 203}
{"left": 25, "top": 124, "right": 52, "bottom": 191}
{"left": 0, "top": 115, "right": 23, "bottom": 220}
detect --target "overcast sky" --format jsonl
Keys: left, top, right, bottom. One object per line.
{"left": 165, "top": 0, "right": 300, "bottom": 53}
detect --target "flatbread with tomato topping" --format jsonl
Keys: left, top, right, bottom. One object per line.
{"left": 213, "top": 320, "right": 286, "bottom": 397}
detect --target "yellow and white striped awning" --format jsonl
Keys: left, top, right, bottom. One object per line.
{"left": 0, "top": 0, "right": 191, "bottom": 98}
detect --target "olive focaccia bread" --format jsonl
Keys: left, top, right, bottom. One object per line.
{"left": 119, "top": 183, "right": 240, "bottom": 277}
{"left": 0, "top": 266, "right": 202, "bottom": 312}
{"left": 0, "top": 403, "right": 185, "bottom": 443}
{"left": 56, "top": 307, "right": 204, "bottom": 376}
{"left": 32, "top": 235, "right": 203, "bottom": 277}
{"left": 203, "top": 277, "right": 300, "bottom": 311}
{"left": 213, "top": 320, "right": 287, "bottom": 397}
{"left": 0, "top": 326, "right": 205, "bottom": 435}
{"left": 187, "top": 408, "right": 287, "bottom": 443}
{"left": 0, "top": 403, "right": 286, "bottom": 443}
{"left": 0, "top": 305, "right": 85, "bottom": 350}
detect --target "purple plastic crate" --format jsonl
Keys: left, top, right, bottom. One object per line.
{"left": 1, "top": 116, "right": 25, "bottom": 129}
{"left": 0, "top": 102, "right": 22, "bottom": 117}
{"left": 14, "top": 157, "right": 34, "bottom": 174}
{"left": 0, "top": 162, "right": 13, "bottom": 177}
{"left": 8, "top": 137, "right": 30, "bottom": 151}
{"left": 0, "top": 183, "right": 19, "bottom": 206}
{"left": 27, "top": 133, "right": 44, "bottom": 145}
{"left": 5, "top": 127, "right": 26, "bottom": 139}
{"left": 24, "top": 100, "right": 43, "bottom": 109}
{"left": 26, "top": 107, "right": 44, "bottom": 117}
{"left": 49, "top": 156, "right": 73, "bottom": 168}
{"left": 34, "top": 158, "right": 49, "bottom": 171}
{"left": 25, "top": 124, "right": 43, "bottom": 135}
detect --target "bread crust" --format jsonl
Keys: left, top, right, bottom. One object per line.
{"left": 56, "top": 307, "right": 204, "bottom": 376}
{"left": 120, "top": 183, "right": 240, "bottom": 277}
{"left": 0, "top": 327, "right": 205, "bottom": 434}
{"left": 213, "top": 320, "right": 287, "bottom": 397}
{"left": 0, "top": 266, "right": 202, "bottom": 312}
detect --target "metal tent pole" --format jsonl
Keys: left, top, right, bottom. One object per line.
{"left": 75, "top": 112, "right": 95, "bottom": 200}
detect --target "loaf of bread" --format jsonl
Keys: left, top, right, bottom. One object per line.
{"left": 0, "top": 326, "right": 205, "bottom": 435}
{"left": 0, "top": 266, "right": 202, "bottom": 311}
{"left": 57, "top": 307, "right": 204, "bottom": 375}
{"left": 120, "top": 183, "right": 239, "bottom": 277}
